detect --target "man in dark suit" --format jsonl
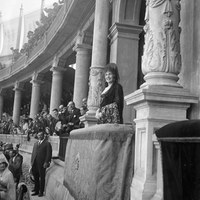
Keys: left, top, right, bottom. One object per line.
{"left": 64, "top": 101, "right": 81, "bottom": 133}
{"left": 8, "top": 144, "right": 23, "bottom": 188}
{"left": 31, "top": 129, "right": 52, "bottom": 197}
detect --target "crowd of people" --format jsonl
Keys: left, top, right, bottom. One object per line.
{"left": 0, "top": 63, "right": 124, "bottom": 199}
{"left": 0, "top": 63, "right": 124, "bottom": 139}
{"left": 0, "top": 99, "right": 88, "bottom": 140}
{"left": 0, "top": 129, "right": 53, "bottom": 199}
{"left": 0, "top": 142, "right": 25, "bottom": 200}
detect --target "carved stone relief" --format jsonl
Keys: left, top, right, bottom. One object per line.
{"left": 142, "top": 0, "right": 181, "bottom": 76}
{"left": 87, "top": 68, "right": 105, "bottom": 109}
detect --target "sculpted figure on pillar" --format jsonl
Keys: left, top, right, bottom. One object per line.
{"left": 142, "top": 0, "right": 181, "bottom": 85}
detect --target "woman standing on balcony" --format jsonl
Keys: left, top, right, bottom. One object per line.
{"left": 95, "top": 63, "right": 124, "bottom": 124}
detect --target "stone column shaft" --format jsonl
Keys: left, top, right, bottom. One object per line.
{"left": 50, "top": 67, "right": 64, "bottom": 114}
{"left": 73, "top": 44, "right": 91, "bottom": 108}
{"left": 30, "top": 80, "right": 42, "bottom": 119}
{"left": 87, "top": 0, "right": 110, "bottom": 114}
{"left": 13, "top": 83, "right": 23, "bottom": 125}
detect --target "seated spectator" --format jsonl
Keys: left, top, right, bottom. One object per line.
{"left": 22, "top": 119, "right": 29, "bottom": 134}
{"left": 52, "top": 108, "right": 59, "bottom": 121}
{"left": 64, "top": 101, "right": 81, "bottom": 133}
{"left": 82, "top": 98, "right": 88, "bottom": 112}
{"left": 80, "top": 106, "right": 88, "bottom": 116}
{"left": 46, "top": 114, "right": 57, "bottom": 136}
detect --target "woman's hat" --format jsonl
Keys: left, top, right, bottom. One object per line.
{"left": 0, "top": 153, "right": 8, "bottom": 166}
{"left": 4, "top": 143, "right": 13, "bottom": 151}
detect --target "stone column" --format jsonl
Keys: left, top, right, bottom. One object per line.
{"left": 125, "top": 1, "right": 198, "bottom": 200}
{"left": 83, "top": 0, "right": 110, "bottom": 126}
{"left": 49, "top": 56, "right": 66, "bottom": 115}
{"left": 29, "top": 72, "right": 43, "bottom": 119}
{"left": 13, "top": 82, "right": 23, "bottom": 125}
{"left": 73, "top": 41, "right": 92, "bottom": 108}
{"left": 152, "top": 136, "right": 163, "bottom": 200}
{"left": 109, "top": 23, "right": 143, "bottom": 124}
{"left": 141, "top": 0, "right": 182, "bottom": 88}
{"left": 0, "top": 89, "right": 4, "bottom": 119}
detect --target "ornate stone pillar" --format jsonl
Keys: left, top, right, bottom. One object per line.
{"left": 109, "top": 23, "right": 143, "bottom": 124}
{"left": 83, "top": 0, "right": 110, "bottom": 126}
{"left": 141, "top": 0, "right": 182, "bottom": 88}
{"left": 73, "top": 33, "right": 92, "bottom": 108}
{"left": 125, "top": 87, "right": 198, "bottom": 200}
{"left": 29, "top": 72, "right": 43, "bottom": 119}
{"left": 13, "top": 81, "right": 24, "bottom": 125}
{"left": 49, "top": 56, "right": 66, "bottom": 115}
{"left": 124, "top": 1, "right": 198, "bottom": 199}
{"left": 0, "top": 89, "right": 4, "bottom": 119}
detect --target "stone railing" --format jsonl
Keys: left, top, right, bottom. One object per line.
{"left": 46, "top": 5, "right": 65, "bottom": 44}
{"left": 0, "top": 134, "right": 59, "bottom": 156}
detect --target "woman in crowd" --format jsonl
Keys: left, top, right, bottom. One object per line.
{"left": 0, "top": 154, "right": 16, "bottom": 200}
{"left": 95, "top": 63, "right": 124, "bottom": 124}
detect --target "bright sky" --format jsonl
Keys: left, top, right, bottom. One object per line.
{"left": 0, "top": 0, "right": 56, "bottom": 21}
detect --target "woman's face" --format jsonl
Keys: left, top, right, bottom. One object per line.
{"left": 0, "top": 163, "right": 6, "bottom": 172}
{"left": 105, "top": 71, "right": 115, "bottom": 84}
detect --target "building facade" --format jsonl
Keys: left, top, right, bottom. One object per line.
{"left": 0, "top": 0, "right": 199, "bottom": 199}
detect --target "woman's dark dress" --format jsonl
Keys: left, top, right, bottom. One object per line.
{"left": 99, "top": 83, "right": 124, "bottom": 124}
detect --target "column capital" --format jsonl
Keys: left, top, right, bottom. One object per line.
{"left": 13, "top": 81, "right": 24, "bottom": 91}
{"left": 30, "top": 72, "right": 44, "bottom": 85}
{"left": 75, "top": 31, "right": 93, "bottom": 47}
{"left": 51, "top": 55, "right": 66, "bottom": 68}
{"left": 73, "top": 43, "right": 92, "bottom": 53}
{"left": 51, "top": 55, "right": 67, "bottom": 73}
{"left": 50, "top": 66, "right": 67, "bottom": 73}
{"left": 109, "top": 23, "right": 143, "bottom": 44}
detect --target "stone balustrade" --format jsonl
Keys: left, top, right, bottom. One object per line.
{"left": 0, "top": 134, "right": 59, "bottom": 156}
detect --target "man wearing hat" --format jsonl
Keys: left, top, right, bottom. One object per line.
{"left": 3, "top": 143, "right": 13, "bottom": 161}
{"left": 8, "top": 145, "right": 23, "bottom": 188}
{"left": 30, "top": 129, "right": 52, "bottom": 197}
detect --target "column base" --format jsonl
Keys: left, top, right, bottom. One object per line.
{"left": 131, "top": 176, "right": 156, "bottom": 200}
{"left": 141, "top": 72, "right": 182, "bottom": 88}
{"left": 80, "top": 111, "right": 98, "bottom": 127}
